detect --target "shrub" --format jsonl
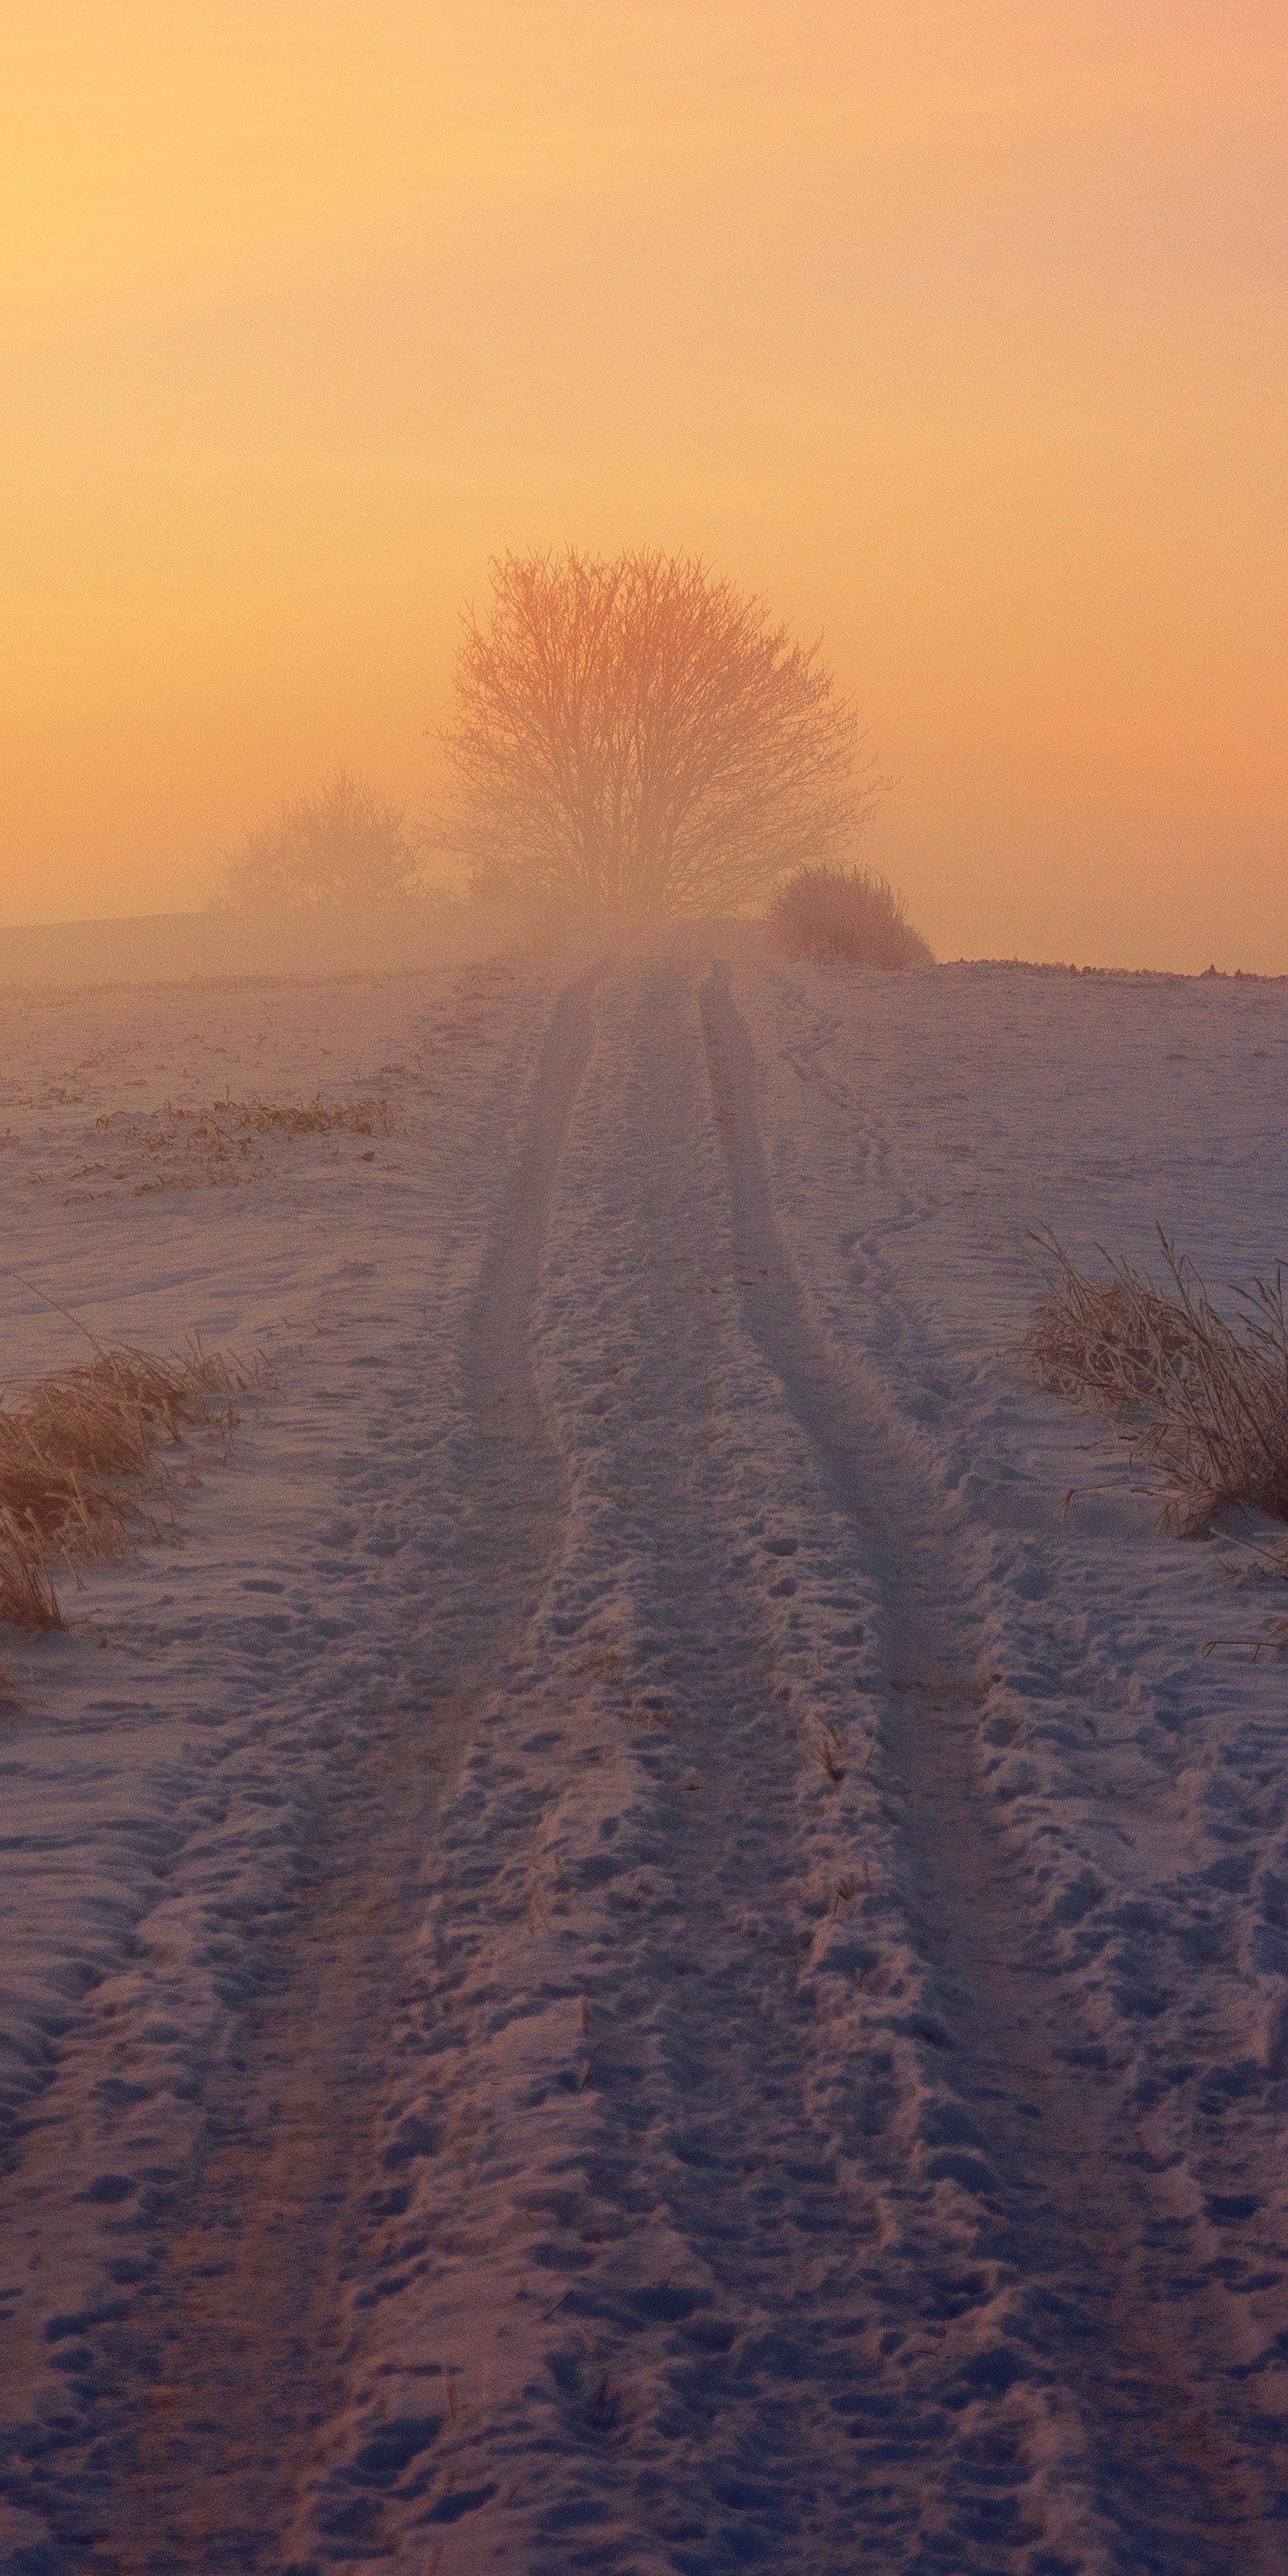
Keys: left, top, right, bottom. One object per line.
{"left": 1024, "top": 1228, "right": 1288, "bottom": 1536}
{"left": 770, "top": 865, "right": 932, "bottom": 968}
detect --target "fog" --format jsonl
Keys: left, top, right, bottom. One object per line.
{"left": 4, "top": 2, "right": 1284, "bottom": 968}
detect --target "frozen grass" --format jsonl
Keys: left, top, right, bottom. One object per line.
{"left": 1025, "top": 1228, "right": 1288, "bottom": 1536}
{"left": 0, "top": 1340, "right": 248, "bottom": 1629}
{"left": 213, "top": 1096, "right": 393, "bottom": 1137}
{"left": 770, "top": 865, "right": 933, "bottom": 969}
{"left": 69, "top": 1096, "right": 393, "bottom": 1195}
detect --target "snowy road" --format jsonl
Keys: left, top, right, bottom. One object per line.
{"left": 2, "top": 939, "right": 1288, "bottom": 2572}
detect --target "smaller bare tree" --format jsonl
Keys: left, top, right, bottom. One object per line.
{"left": 217, "top": 768, "right": 426, "bottom": 913}
{"left": 434, "top": 549, "right": 886, "bottom": 912}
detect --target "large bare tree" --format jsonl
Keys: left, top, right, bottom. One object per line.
{"left": 435, "top": 549, "right": 883, "bottom": 911}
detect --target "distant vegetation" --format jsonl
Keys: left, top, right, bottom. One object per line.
{"left": 1026, "top": 1228, "right": 1288, "bottom": 1538}
{"left": 435, "top": 547, "right": 886, "bottom": 913}
{"left": 771, "top": 865, "right": 932, "bottom": 968}
{"left": 217, "top": 768, "right": 431, "bottom": 913}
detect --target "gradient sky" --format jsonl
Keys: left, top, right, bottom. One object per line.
{"left": 3, "top": 1, "right": 1285, "bottom": 964}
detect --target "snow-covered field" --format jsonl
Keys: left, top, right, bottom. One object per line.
{"left": 1, "top": 931, "right": 1287, "bottom": 2574}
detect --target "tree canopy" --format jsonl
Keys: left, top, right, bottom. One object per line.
{"left": 436, "top": 549, "right": 883, "bottom": 912}
{"left": 218, "top": 769, "right": 425, "bottom": 913}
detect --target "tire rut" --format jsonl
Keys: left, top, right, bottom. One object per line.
{"left": 17, "top": 971, "right": 597, "bottom": 2576}
{"left": 700, "top": 959, "right": 1281, "bottom": 2574}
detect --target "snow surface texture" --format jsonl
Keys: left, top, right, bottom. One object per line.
{"left": 1, "top": 939, "right": 1287, "bottom": 2574}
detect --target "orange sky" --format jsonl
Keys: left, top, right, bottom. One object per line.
{"left": 3, "top": 1, "right": 1285, "bottom": 964}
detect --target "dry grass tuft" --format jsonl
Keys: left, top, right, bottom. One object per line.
{"left": 1024, "top": 1228, "right": 1288, "bottom": 1535}
{"left": 0, "top": 1339, "right": 249, "bottom": 1629}
{"left": 67, "top": 1096, "right": 393, "bottom": 1197}
{"left": 770, "top": 865, "right": 933, "bottom": 969}
{"left": 213, "top": 1095, "right": 392, "bottom": 1138}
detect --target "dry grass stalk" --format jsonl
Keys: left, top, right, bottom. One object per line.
{"left": 0, "top": 1339, "right": 247, "bottom": 1629}
{"left": 1202, "top": 1620, "right": 1288, "bottom": 1662}
{"left": 1024, "top": 1228, "right": 1288, "bottom": 1536}
{"left": 811, "top": 1724, "right": 848, "bottom": 1784}
{"left": 770, "top": 865, "right": 933, "bottom": 970}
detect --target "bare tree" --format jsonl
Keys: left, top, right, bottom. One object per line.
{"left": 217, "top": 768, "right": 426, "bottom": 912}
{"left": 434, "top": 549, "right": 885, "bottom": 911}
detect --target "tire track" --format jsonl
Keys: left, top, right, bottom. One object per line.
{"left": 18, "top": 970, "right": 598, "bottom": 2576}
{"left": 700, "top": 958, "right": 1282, "bottom": 2574}
{"left": 279, "top": 952, "right": 924, "bottom": 2572}
{"left": 502, "top": 958, "right": 894, "bottom": 2565}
